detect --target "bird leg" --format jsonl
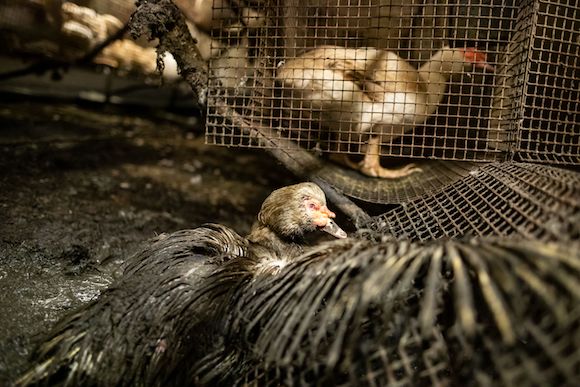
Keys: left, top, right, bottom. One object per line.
{"left": 358, "top": 137, "right": 422, "bottom": 179}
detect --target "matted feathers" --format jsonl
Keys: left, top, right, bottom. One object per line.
{"left": 195, "top": 236, "right": 580, "bottom": 386}
{"left": 15, "top": 224, "right": 248, "bottom": 387}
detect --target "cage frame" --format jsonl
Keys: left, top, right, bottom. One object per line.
{"left": 131, "top": 0, "right": 579, "bottom": 225}
{"left": 204, "top": 0, "right": 579, "bottom": 166}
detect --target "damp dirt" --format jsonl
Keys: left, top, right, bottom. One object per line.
{"left": 0, "top": 99, "right": 295, "bottom": 383}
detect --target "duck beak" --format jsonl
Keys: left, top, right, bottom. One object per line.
{"left": 321, "top": 218, "right": 347, "bottom": 239}
{"left": 317, "top": 205, "right": 347, "bottom": 239}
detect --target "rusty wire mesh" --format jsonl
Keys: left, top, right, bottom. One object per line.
{"left": 312, "top": 159, "right": 478, "bottom": 203}
{"left": 515, "top": 0, "right": 580, "bottom": 164}
{"left": 205, "top": 0, "right": 578, "bottom": 166}
{"left": 368, "top": 161, "right": 580, "bottom": 241}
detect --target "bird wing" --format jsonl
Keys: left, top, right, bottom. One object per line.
{"left": 277, "top": 46, "right": 385, "bottom": 106}
{"left": 364, "top": 51, "right": 427, "bottom": 100}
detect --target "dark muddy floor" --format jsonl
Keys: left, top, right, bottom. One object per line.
{"left": 0, "top": 98, "right": 296, "bottom": 383}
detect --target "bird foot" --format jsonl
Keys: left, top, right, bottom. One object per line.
{"left": 359, "top": 162, "right": 422, "bottom": 179}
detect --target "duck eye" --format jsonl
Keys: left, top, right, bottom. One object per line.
{"left": 308, "top": 202, "right": 318, "bottom": 210}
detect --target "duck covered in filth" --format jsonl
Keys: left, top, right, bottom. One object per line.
{"left": 15, "top": 183, "right": 346, "bottom": 387}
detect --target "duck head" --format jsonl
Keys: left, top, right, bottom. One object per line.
{"left": 459, "top": 47, "right": 496, "bottom": 72}
{"left": 257, "top": 182, "right": 347, "bottom": 240}
{"left": 432, "top": 46, "right": 496, "bottom": 75}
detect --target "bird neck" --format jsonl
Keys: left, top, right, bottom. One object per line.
{"left": 247, "top": 223, "right": 303, "bottom": 260}
{"left": 417, "top": 47, "right": 464, "bottom": 110}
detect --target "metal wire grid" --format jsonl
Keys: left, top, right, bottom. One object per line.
{"left": 475, "top": 315, "right": 580, "bottom": 386}
{"left": 205, "top": 1, "right": 279, "bottom": 148}
{"left": 313, "top": 159, "right": 478, "bottom": 203}
{"left": 229, "top": 318, "right": 452, "bottom": 387}
{"left": 369, "top": 162, "right": 580, "bottom": 241}
{"left": 194, "top": 237, "right": 580, "bottom": 386}
{"left": 488, "top": 0, "right": 533, "bottom": 154}
{"left": 205, "top": 0, "right": 516, "bottom": 162}
{"left": 515, "top": 0, "right": 580, "bottom": 164}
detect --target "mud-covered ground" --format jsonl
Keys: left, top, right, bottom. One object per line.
{"left": 0, "top": 98, "right": 296, "bottom": 383}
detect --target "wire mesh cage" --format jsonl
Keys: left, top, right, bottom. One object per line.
{"left": 369, "top": 161, "right": 580, "bottom": 241}
{"left": 514, "top": 0, "right": 580, "bottom": 163}
{"left": 205, "top": 0, "right": 579, "bottom": 168}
